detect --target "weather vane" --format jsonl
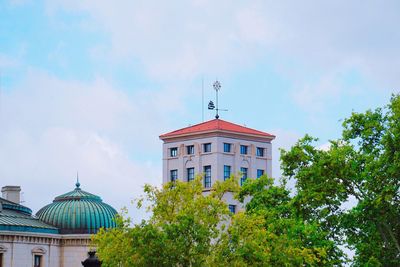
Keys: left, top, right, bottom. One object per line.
{"left": 208, "top": 80, "right": 227, "bottom": 119}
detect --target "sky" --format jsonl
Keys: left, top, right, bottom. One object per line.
{"left": 0, "top": 0, "right": 398, "bottom": 221}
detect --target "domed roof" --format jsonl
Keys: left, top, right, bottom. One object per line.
{"left": 36, "top": 181, "right": 117, "bottom": 234}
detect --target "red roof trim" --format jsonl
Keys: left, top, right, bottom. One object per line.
{"left": 159, "top": 119, "right": 275, "bottom": 139}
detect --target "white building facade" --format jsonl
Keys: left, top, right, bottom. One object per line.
{"left": 0, "top": 183, "right": 116, "bottom": 267}
{"left": 160, "top": 118, "right": 275, "bottom": 212}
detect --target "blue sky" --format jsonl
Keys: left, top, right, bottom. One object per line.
{"left": 0, "top": 0, "right": 398, "bottom": 220}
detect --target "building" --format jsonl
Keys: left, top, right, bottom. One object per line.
{"left": 159, "top": 118, "right": 275, "bottom": 211}
{"left": 0, "top": 181, "right": 117, "bottom": 267}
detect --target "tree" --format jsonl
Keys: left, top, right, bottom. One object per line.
{"left": 212, "top": 175, "right": 344, "bottom": 266}
{"left": 280, "top": 94, "right": 400, "bottom": 266}
{"left": 92, "top": 176, "right": 239, "bottom": 267}
{"left": 93, "top": 174, "right": 341, "bottom": 266}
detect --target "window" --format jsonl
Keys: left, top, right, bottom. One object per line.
{"left": 256, "top": 147, "right": 265, "bottom": 157}
{"left": 34, "top": 255, "right": 42, "bottom": 267}
{"left": 224, "top": 165, "right": 231, "bottom": 181}
{"left": 204, "top": 165, "right": 211, "bottom": 188}
{"left": 240, "top": 145, "right": 248, "bottom": 155}
{"left": 203, "top": 143, "right": 211, "bottom": 153}
{"left": 228, "top": 204, "right": 236, "bottom": 214}
{"left": 170, "top": 147, "right": 178, "bottom": 157}
{"left": 170, "top": 169, "right": 178, "bottom": 182}
{"left": 240, "top": 167, "right": 248, "bottom": 186}
{"left": 257, "top": 169, "right": 265, "bottom": 178}
{"left": 223, "top": 143, "right": 232, "bottom": 153}
{"left": 187, "top": 167, "right": 195, "bottom": 182}
{"left": 186, "top": 145, "right": 194, "bottom": 155}
{"left": 0, "top": 253, "right": 2, "bottom": 267}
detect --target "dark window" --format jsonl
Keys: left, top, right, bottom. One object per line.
{"left": 240, "top": 145, "right": 248, "bottom": 155}
{"left": 223, "top": 143, "right": 232, "bottom": 153}
{"left": 204, "top": 165, "right": 212, "bottom": 188}
{"left": 203, "top": 143, "right": 212, "bottom": 153}
{"left": 224, "top": 165, "right": 231, "bottom": 181}
{"left": 228, "top": 204, "right": 236, "bottom": 214}
{"left": 257, "top": 169, "right": 265, "bottom": 178}
{"left": 187, "top": 167, "right": 195, "bottom": 182}
{"left": 170, "top": 169, "right": 178, "bottom": 182}
{"left": 256, "top": 147, "right": 265, "bottom": 157}
{"left": 240, "top": 167, "right": 248, "bottom": 186}
{"left": 170, "top": 147, "right": 178, "bottom": 157}
{"left": 34, "top": 255, "right": 42, "bottom": 267}
{"left": 186, "top": 145, "right": 194, "bottom": 155}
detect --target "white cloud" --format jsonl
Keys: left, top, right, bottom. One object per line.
{"left": 45, "top": 0, "right": 275, "bottom": 81}
{"left": 0, "top": 69, "right": 184, "bottom": 222}
{"left": 44, "top": 0, "right": 400, "bottom": 108}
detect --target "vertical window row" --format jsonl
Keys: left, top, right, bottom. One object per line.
{"left": 187, "top": 167, "right": 195, "bottom": 182}
{"left": 170, "top": 147, "right": 178, "bottom": 157}
{"left": 186, "top": 145, "right": 194, "bottom": 155}
{"left": 223, "top": 143, "right": 232, "bottom": 152}
{"left": 203, "top": 143, "right": 212, "bottom": 153}
{"left": 34, "top": 255, "right": 42, "bottom": 267}
{"left": 204, "top": 165, "right": 212, "bottom": 188}
{"left": 224, "top": 165, "right": 231, "bottom": 181}
{"left": 256, "top": 147, "right": 265, "bottom": 157}
{"left": 240, "top": 145, "right": 248, "bottom": 155}
{"left": 240, "top": 167, "right": 248, "bottom": 186}
{"left": 170, "top": 169, "right": 178, "bottom": 182}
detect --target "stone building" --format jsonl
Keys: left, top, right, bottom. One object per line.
{"left": 0, "top": 182, "right": 117, "bottom": 267}
{"left": 159, "top": 118, "right": 275, "bottom": 212}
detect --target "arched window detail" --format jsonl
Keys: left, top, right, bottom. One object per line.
{"left": 31, "top": 247, "right": 46, "bottom": 267}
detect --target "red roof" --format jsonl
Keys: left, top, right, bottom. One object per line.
{"left": 160, "top": 119, "right": 275, "bottom": 139}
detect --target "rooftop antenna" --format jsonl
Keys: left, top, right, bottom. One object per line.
{"left": 202, "top": 76, "right": 204, "bottom": 122}
{"left": 208, "top": 79, "right": 228, "bottom": 119}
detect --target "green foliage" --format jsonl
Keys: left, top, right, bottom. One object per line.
{"left": 93, "top": 176, "right": 239, "bottom": 267}
{"left": 94, "top": 95, "right": 400, "bottom": 266}
{"left": 280, "top": 94, "right": 400, "bottom": 266}
{"left": 212, "top": 175, "right": 343, "bottom": 266}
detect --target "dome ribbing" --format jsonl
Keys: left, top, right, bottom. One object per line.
{"left": 36, "top": 183, "right": 117, "bottom": 234}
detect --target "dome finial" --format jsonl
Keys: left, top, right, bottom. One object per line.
{"left": 76, "top": 171, "right": 80, "bottom": 189}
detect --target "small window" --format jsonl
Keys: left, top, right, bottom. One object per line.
{"left": 256, "top": 147, "right": 265, "bottom": 157}
{"left": 228, "top": 204, "right": 236, "bottom": 214}
{"left": 257, "top": 169, "right": 265, "bottom": 178}
{"left": 240, "top": 145, "right": 248, "bottom": 155}
{"left": 203, "top": 143, "right": 212, "bottom": 153}
{"left": 204, "top": 165, "right": 212, "bottom": 188}
{"left": 170, "top": 169, "right": 178, "bottom": 182}
{"left": 223, "top": 143, "right": 232, "bottom": 153}
{"left": 223, "top": 165, "right": 231, "bottom": 181}
{"left": 240, "top": 167, "right": 248, "bottom": 186}
{"left": 34, "top": 255, "right": 42, "bottom": 267}
{"left": 186, "top": 145, "right": 194, "bottom": 155}
{"left": 170, "top": 147, "right": 178, "bottom": 157}
{"left": 187, "top": 167, "right": 195, "bottom": 182}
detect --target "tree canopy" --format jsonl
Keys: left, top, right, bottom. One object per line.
{"left": 93, "top": 94, "right": 400, "bottom": 266}
{"left": 281, "top": 94, "right": 400, "bottom": 266}
{"left": 93, "top": 175, "right": 342, "bottom": 266}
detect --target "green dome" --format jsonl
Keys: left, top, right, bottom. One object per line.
{"left": 36, "top": 182, "right": 117, "bottom": 234}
